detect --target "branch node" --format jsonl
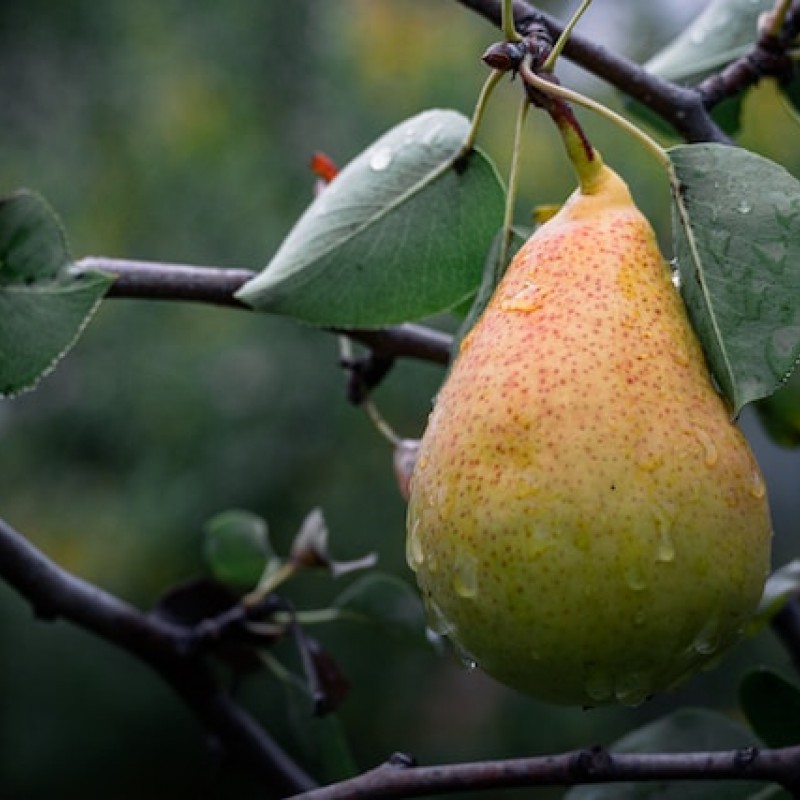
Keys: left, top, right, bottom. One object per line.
{"left": 733, "top": 746, "right": 759, "bottom": 769}
{"left": 387, "top": 752, "right": 417, "bottom": 769}
{"left": 572, "top": 745, "right": 612, "bottom": 778}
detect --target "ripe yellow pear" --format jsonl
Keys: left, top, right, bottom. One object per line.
{"left": 406, "top": 162, "right": 772, "bottom": 706}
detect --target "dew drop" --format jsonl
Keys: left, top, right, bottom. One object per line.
{"left": 501, "top": 282, "right": 546, "bottom": 312}
{"left": 584, "top": 669, "right": 613, "bottom": 702}
{"left": 749, "top": 467, "right": 766, "bottom": 499}
{"left": 451, "top": 638, "right": 480, "bottom": 671}
{"left": 692, "top": 427, "right": 718, "bottom": 467}
{"left": 369, "top": 146, "right": 394, "bottom": 172}
{"left": 654, "top": 507, "right": 676, "bottom": 564}
{"left": 671, "top": 348, "right": 690, "bottom": 368}
{"left": 422, "top": 123, "right": 443, "bottom": 146}
{"left": 625, "top": 564, "right": 647, "bottom": 592}
{"left": 406, "top": 518, "right": 425, "bottom": 572}
{"left": 635, "top": 440, "right": 663, "bottom": 472}
{"left": 424, "top": 596, "right": 454, "bottom": 637}
{"left": 737, "top": 199, "right": 752, "bottom": 214}
{"left": 690, "top": 29, "right": 706, "bottom": 45}
{"left": 692, "top": 615, "right": 721, "bottom": 656}
{"left": 453, "top": 551, "right": 479, "bottom": 599}
{"left": 671, "top": 268, "right": 682, "bottom": 290}
{"left": 614, "top": 671, "right": 652, "bottom": 707}
{"left": 656, "top": 529, "right": 676, "bottom": 563}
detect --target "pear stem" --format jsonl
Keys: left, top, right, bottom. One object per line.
{"left": 461, "top": 68, "right": 505, "bottom": 156}
{"left": 499, "top": 96, "right": 530, "bottom": 268}
{"left": 501, "top": 0, "right": 522, "bottom": 41}
{"left": 542, "top": 0, "right": 595, "bottom": 72}
{"left": 519, "top": 61, "right": 674, "bottom": 180}
{"left": 766, "top": 0, "right": 794, "bottom": 36}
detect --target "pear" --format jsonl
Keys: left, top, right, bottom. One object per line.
{"left": 406, "top": 162, "right": 772, "bottom": 706}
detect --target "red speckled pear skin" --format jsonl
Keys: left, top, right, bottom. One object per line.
{"left": 406, "top": 164, "right": 772, "bottom": 707}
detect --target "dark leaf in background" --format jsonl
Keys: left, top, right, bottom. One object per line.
{"left": 740, "top": 668, "right": 800, "bottom": 748}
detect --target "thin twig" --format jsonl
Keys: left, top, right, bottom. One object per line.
{"left": 289, "top": 744, "right": 800, "bottom": 799}
{"left": 0, "top": 516, "right": 316, "bottom": 795}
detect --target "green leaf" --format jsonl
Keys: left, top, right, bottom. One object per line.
{"left": 740, "top": 668, "right": 800, "bottom": 748}
{"left": 334, "top": 573, "right": 427, "bottom": 640}
{"left": 669, "top": 144, "right": 800, "bottom": 414}
{"left": 236, "top": 109, "right": 505, "bottom": 327}
{"left": 203, "top": 509, "right": 272, "bottom": 589}
{"left": 644, "top": 0, "right": 771, "bottom": 85}
{"left": 566, "top": 708, "right": 768, "bottom": 799}
{"left": 0, "top": 190, "right": 113, "bottom": 396}
{"left": 626, "top": 0, "right": 770, "bottom": 137}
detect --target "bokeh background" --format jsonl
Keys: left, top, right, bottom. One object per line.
{"left": 1, "top": 1, "right": 799, "bottom": 798}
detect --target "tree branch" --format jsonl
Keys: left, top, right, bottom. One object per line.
{"left": 0, "top": 515, "right": 316, "bottom": 796}
{"left": 76, "top": 257, "right": 453, "bottom": 366}
{"left": 455, "top": 0, "right": 729, "bottom": 143}
{"left": 289, "top": 744, "right": 800, "bottom": 800}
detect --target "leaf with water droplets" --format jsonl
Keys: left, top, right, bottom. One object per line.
{"left": 236, "top": 109, "right": 505, "bottom": 327}
{"left": 669, "top": 143, "right": 800, "bottom": 414}
{"left": 646, "top": 0, "right": 770, "bottom": 84}
{"left": 625, "top": 0, "right": 770, "bottom": 136}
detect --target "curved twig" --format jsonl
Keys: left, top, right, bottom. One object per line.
{"left": 0, "top": 516, "right": 316, "bottom": 796}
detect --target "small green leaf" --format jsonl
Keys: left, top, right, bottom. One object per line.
{"left": 0, "top": 190, "right": 113, "bottom": 396}
{"left": 566, "top": 708, "right": 767, "bottom": 799}
{"left": 740, "top": 668, "right": 800, "bottom": 748}
{"left": 334, "top": 573, "right": 427, "bottom": 640}
{"left": 644, "top": 0, "right": 770, "bottom": 85}
{"left": 236, "top": 109, "right": 505, "bottom": 327}
{"left": 203, "top": 509, "right": 272, "bottom": 589}
{"left": 669, "top": 144, "right": 800, "bottom": 414}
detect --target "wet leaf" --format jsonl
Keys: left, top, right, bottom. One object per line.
{"left": 626, "top": 0, "right": 769, "bottom": 137}
{"left": 566, "top": 708, "right": 767, "bottom": 799}
{"left": 740, "top": 668, "right": 800, "bottom": 747}
{"left": 203, "top": 509, "right": 272, "bottom": 590}
{"left": 236, "top": 109, "right": 505, "bottom": 327}
{"left": 669, "top": 144, "right": 800, "bottom": 414}
{"left": 0, "top": 190, "right": 113, "bottom": 396}
{"left": 644, "top": 0, "right": 770, "bottom": 85}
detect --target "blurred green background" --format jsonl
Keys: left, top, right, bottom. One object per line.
{"left": 1, "top": 1, "right": 799, "bottom": 798}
